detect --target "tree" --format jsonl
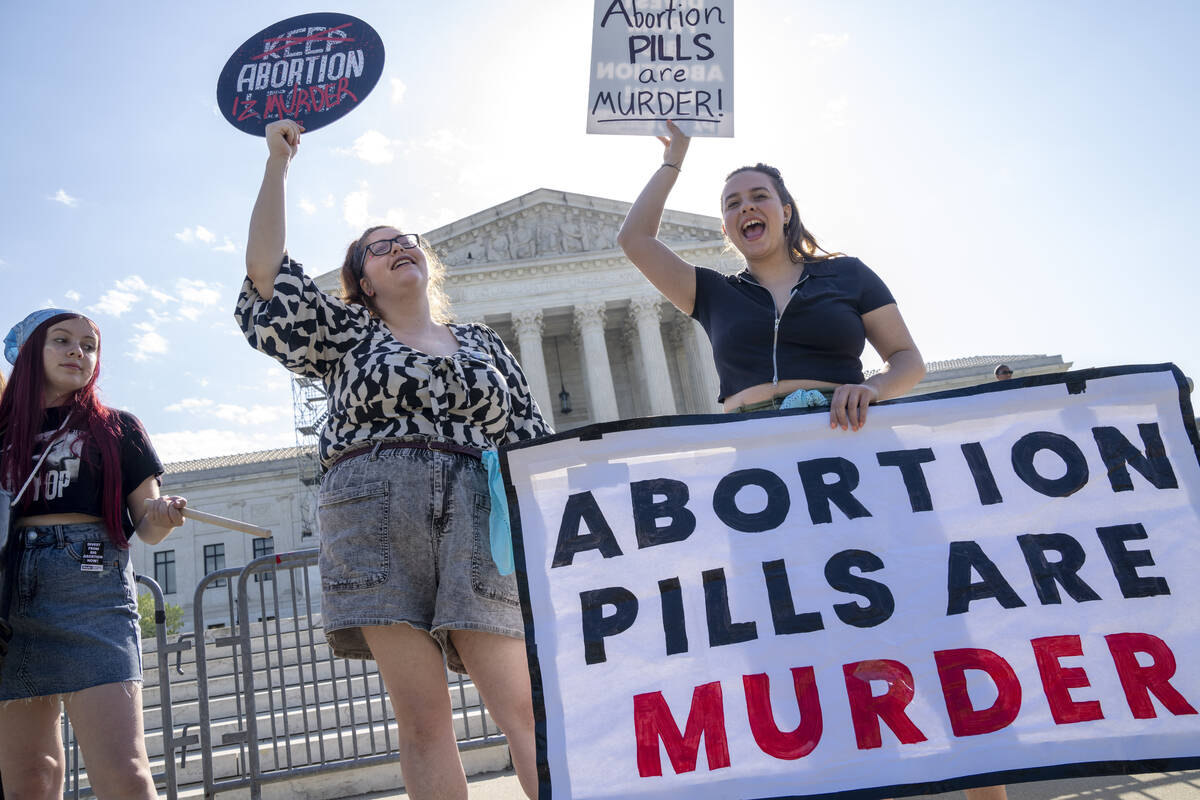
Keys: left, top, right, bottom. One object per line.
{"left": 138, "top": 590, "right": 185, "bottom": 639}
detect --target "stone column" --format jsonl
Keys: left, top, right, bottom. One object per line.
{"left": 664, "top": 319, "right": 698, "bottom": 413}
{"left": 511, "top": 309, "right": 555, "bottom": 428}
{"left": 689, "top": 320, "right": 722, "bottom": 412}
{"left": 573, "top": 302, "right": 620, "bottom": 422}
{"left": 629, "top": 296, "right": 677, "bottom": 416}
{"left": 619, "top": 317, "right": 646, "bottom": 417}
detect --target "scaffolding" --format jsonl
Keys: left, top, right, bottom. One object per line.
{"left": 291, "top": 375, "right": 328, "bottom": 538}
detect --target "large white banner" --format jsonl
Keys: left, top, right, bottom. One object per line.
{"left": 501, "top": 365, "right": 1200, "bottom": 800}
{"left": 587, "top": 0, "right": 734, "bottom": 137}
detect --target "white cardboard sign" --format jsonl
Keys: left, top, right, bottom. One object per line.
{"left": 587, "top": 0, "right": 734, "bottom": 137}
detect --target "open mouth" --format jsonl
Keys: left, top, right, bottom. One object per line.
{"left": 740, "top": 219, "right": 766, "bottom": 241}
{"left": 391, "top": 255, "right": 416, "bottom": 270}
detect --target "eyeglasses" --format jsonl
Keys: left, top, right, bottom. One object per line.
{"left": 997, "top": 370, "right": 1013, "bottom": 377}
{"left": 363, "top": 233, "right": 419, "bottom": 257}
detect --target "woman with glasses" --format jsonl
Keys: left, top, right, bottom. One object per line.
{"left": 618, "top": 120, "right": 926, "bottom": 428}
{"left": 0, "top": 309, "right": 186, "bottom": 800}
{"left": 237, "top": 120, "right": 549, "bottom": 799}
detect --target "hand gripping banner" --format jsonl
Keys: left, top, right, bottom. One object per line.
{"left": 500, "top": 364, "right": 1200, "bottom": 800}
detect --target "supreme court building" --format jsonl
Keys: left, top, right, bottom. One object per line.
{"left": 321, "top": 187, "right": 738, "bottom": 426}
{"left": 144, "top": 188, "right": 1071, "bottom": 629}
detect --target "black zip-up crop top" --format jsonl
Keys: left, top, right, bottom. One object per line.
{"left": 689, "top": 257, "right": 896, "bottom": 402}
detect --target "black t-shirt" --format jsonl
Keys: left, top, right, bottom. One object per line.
{"left": 690, "top": 257, "right": 896, "bottom": 401}
{"left": 11, "top": 406, "right": 164, "bottom": 539}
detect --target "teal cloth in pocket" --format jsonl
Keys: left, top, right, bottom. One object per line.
{"left": 481, "top": 450, "right": 514, "bottom": 575}
{"left": 781, "top": 388, "right": 831, "bottom": 409}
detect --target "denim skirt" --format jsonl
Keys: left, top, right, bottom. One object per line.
{"left": 317, "top": 445, "right": 524, "bottom": 673}
{"left": 0, "top": 522, "right": 141, "bottom": 701}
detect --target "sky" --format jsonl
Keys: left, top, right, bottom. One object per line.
{"left": 1, "top": 1, "right": 1197, "bottom": 464}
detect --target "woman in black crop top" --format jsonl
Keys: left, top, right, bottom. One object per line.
{"left": 620, "top": 127, "right": 1009, "bottom": 800}
{"left": 0, "top": 309, "right": 186, "bottom": 800}
{"left": 618, "top": 121, "right": 926, "bottom": 430}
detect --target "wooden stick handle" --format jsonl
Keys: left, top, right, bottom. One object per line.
{"left": 182, "top": 507, "right": 272, "bottom": 538}
{"left": 142, "top": 498, "right": 273, "bottom": 538}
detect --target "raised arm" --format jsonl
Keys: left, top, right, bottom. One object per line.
{"left": 246, "top": 120, "right": 302, "bottom": 299}
{"left": 617, "top": 120, "right": 699, "bottom": 314}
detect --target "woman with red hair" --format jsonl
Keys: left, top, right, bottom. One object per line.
{"left": 0, "top": 309, "right": 186, "bottom": 800}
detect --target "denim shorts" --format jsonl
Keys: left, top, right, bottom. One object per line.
{"left": 0, "top": 522, "right": 141, "bottom": 701}
{"left": 317, "top": 445, "right": 523, "bottom": 673}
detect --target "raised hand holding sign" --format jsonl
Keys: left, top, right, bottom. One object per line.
{"left": 266, "top": 119, "right": 302, "bottom": 160}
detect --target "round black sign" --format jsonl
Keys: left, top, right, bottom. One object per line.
{"left": 216, "top": 13, "right": 385, "bottom": 136}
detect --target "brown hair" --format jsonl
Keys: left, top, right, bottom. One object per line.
{"left": 725, "top": 163, "right": 842, "bottom": 264}
{"left": 339, "top": 226, "right": 452, "bottom": 323}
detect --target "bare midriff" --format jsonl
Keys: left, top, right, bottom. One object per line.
{"left": 13, "top": 513, "right": 104, "bottom": 528}
{"left": 722, "top": 378, "right": 840, "bottom": 413}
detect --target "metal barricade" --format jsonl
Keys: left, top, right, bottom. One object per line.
{"left": 193, "top": 564, "right": 250, "bottom": 798}
{"left": 194, "top": 549, "right": 507, "bottom": 799}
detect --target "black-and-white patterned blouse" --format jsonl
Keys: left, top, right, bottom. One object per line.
{"left": 235, "top": 258, "right": 552, "bottom": 467}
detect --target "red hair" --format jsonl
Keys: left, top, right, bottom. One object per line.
{"left": 0, "top": 313, "right": 127, "bottom": 547}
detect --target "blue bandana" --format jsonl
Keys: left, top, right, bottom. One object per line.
{"left": 4, "top": 308, "right": 79, "bottom": 366}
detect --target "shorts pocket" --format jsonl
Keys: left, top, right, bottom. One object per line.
{"left": 64, "top": 538, "right": 122, "bottom": 569}
{"left": 318, "top": 480, "right": 391, "bottom": 592}
{"left": 470, "top": 492, "right": 519, "bottom": 607}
